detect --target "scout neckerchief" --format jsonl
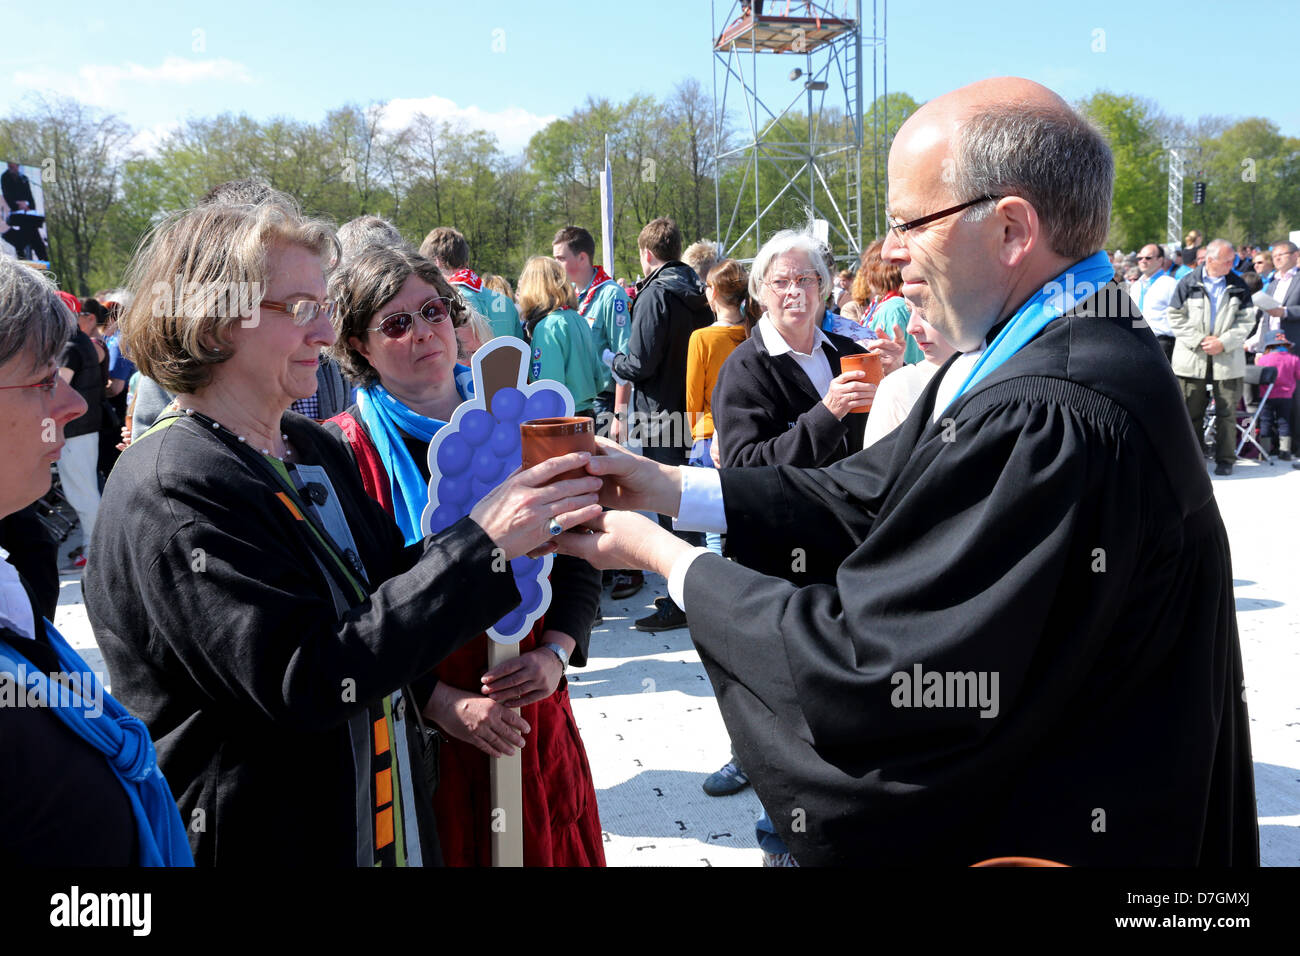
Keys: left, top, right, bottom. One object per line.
{"left": 576, "top": 266, "right": 613, "bottom": 317}
{"left": 864, "top": 289, "right": 901, "bottom": 323}
{"left": 946, "top": 250, "right": 1115, "bottom": 408}
{"left": 449, "top": 269, "right": 483, "bottom": 292}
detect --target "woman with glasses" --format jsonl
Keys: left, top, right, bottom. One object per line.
{"left": 0, "top": 255, "right": 192, "bottom": 865}
{"left": 712, "top": 230, "right": 877, "bottom": 470}
{"left": 323, "top": 243, "right": 605, "bottom": 866}
{"left": 82, "top": 195, "right": 603, "bottom": 866}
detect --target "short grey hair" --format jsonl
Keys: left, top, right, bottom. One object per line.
{"left": 1270, "top": 239, "right": 1297, "bottom": 255}
{"left": 749, "top": 230, "right": 833, "bottom": 305}
{"left": 952, "top": 101, "right": 1113, "bottom": 260}
{"left": 0, "top": 256, "right": 73, "bottom": 373}
{"left": 1205, "top": 238, "right": 1235, "bottom": 258}
{"left": 337, "top": 215, "right": 408, "bottom": 264}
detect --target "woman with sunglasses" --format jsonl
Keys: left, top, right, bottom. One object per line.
{"left": 81, "top": 194, "right": 603, "bottom": 866}
{"left": 324, "top": 244, "right": 605, "bottom": 867}
{"left": 0, "top": 255, "right": 192, "bottom": 865}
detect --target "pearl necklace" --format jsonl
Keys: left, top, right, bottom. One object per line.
{"left": 176, "top": 405, "right": 294, "bottom": 462}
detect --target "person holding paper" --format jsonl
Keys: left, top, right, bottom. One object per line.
{"left": 556, "top": 77, "right": 1257, "bottom": 867}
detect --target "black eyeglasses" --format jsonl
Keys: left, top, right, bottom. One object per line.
{"left": 0, "top": 370, "right": 58, "bottom": 393}
{"left": 885, "top": 195, "right": 1002, "bottom": 237}
{"left": 368, "top": 297, "right": 454, "bottom": 339}
{"left": 1136, "top": 255, "right": 1158, "bottom": 261}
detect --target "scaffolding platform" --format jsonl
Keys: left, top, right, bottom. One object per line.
{"left": 715, "top": 10, "right": 857, "bottom": 54}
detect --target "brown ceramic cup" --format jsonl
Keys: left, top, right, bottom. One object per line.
{"left": 520, "top": 417, "right": 598, "bottom": 482}
{"left": 838, "top": 352, "right": 883, "bottom": 413}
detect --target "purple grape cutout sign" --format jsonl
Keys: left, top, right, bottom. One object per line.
{"left": 422, "top": 338, "right": 575, "bottom": 644}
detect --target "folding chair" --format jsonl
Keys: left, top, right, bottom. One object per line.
{"left": 1236, "top": 364, "right": 1277, "bottom": 463}
{"left": 1203, "top": 366, "right": 1279, "bottom": 464}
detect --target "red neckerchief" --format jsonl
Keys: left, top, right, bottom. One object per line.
{"left": 449, "top": 269, "right": 482, "bottom": 292}
{"left": 865, "top": 289, "right": 901, "bottom": 322}
{"left": 576, "top": 266, "right": 612, "bottom": 316}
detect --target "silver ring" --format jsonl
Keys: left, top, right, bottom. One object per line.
{"left": 547, "top": 519, "right": 564, "bottom": 536}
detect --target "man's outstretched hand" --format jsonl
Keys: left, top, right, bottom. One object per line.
{"left": 584, "top": 437, "right": 683, "bottom": 516}
{"left": 554, "top": 511, "right": 695, "bottom": 577}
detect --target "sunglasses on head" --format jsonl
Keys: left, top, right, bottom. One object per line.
{"left": 367, "top": 296, "right": 454, "bottom": 338}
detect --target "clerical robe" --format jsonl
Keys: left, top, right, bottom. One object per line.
{"left": 682, "top": 282, "right": 1258, "bottom": 867}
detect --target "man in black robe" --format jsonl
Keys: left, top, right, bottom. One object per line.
{"left": 557, "top": 77, "right": 1258, "bottom": 867}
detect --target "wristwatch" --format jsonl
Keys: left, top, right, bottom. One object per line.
{"left": 540, "top": 642, "right": 570, "bottom": 673}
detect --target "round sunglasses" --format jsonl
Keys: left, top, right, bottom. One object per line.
{"left": 367, "top": 296, "right": 454, "bottom": 338}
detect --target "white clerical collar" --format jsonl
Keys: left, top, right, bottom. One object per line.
{"left": 0, "top": 548, "right": 37, "bottom": 641}
{"left": 757, "top": 314, "right": 830, "bottom": 358}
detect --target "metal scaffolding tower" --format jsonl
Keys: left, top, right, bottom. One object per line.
{"left": 711, "top": 0, "right": 885, "bottom": 263}
{"left": 1164, "top": 139, "right": 1199, "bottom": 252}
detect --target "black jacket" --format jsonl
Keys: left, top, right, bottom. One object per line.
{"left": 84, "top": 410, "right": 521, "bottom": 865}
{"left": 1, "top": 168, "right": 35, "bottom": 211}
{"left": 684, "top": 282, "right": 1257, "bottom": 866}
{"left": 1, "top": 578, "right": 139, "bottom": 865}
{"left": 713, "top": 325, "right": 867, "bottom": 469}
{"left": 61, "top": 330, "right": 103, "bottom": 438}
{"left": 611, "top": 261, "right": 712, "bottom": 463}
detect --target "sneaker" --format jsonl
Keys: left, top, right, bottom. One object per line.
{"left": 702, "top": 760, "right": 749, "bottom": 796}
{"left": 761, "top": 851, "right": 800, "bottom": 867}
{"left": 71, "top": 553, "right": 87, "bottom": 569}
{"left": 1214, "top": 462, "right": 1233, "bottom": 476}
{"left": 634, "top": 598, "right": 687, "bottom": 632}
{"left": 611, "top": 570, "right": 644, "bottom": 600}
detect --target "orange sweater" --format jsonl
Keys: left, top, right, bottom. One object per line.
{"left": 686, "top": 323, "right": 748, "bottom": 441}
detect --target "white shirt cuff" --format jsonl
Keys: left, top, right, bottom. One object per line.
{"left": 668, "top": 546, "right": 712, "bottom": 613}
{"left": 673, "top": 466, "right": 727, "bottom": 533}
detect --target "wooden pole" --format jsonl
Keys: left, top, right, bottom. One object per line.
{"left": 487, "top": 639, "right": 524, "bottom": 867}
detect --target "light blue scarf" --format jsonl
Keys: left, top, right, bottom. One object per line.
{"left": 356, "top": 372, "right": 471, "bottom": 545}
{"left": 948, "top": 251, "right": 1115, "bottom": 406}
{"left": 0, "top": 623, "right": 194, "bottom": 866}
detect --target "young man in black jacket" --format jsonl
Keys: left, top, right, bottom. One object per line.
{"left": 607, "top": 217, "right": 713, "bottom": 630}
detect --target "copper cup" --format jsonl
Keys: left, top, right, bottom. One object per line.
{"left": 839, "top": 352, "right": 883, "bottom": 412}
{"left": 520, "top": 417, "right": 597, "bottom": 482}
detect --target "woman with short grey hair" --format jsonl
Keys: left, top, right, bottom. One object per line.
{"left": 82, "top": 196, "right": 604, "bottom": 866}
{"left": 0, "top": 255, "right": 193, "bottom": 865}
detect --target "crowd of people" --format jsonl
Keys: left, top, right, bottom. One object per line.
{"left": 1111, "top": 231, "right": 1300, "bottom": 473}
{"left": 0, "top": 74, "right": 1263, "bottom": 868}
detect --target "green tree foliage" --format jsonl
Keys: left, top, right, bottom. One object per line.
{"left": 4, "top": 84, "right": 1298, "bottom": 296}
{"left": 1078, "top": 92, "right": 1165, "bottom": 252}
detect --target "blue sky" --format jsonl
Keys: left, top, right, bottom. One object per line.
{"left": 4, "top": 0, "right": 1293, "bottom": 157}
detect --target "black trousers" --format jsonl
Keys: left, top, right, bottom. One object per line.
{"left": 1181, "top": 373, "right": 1243, "bottom": 466}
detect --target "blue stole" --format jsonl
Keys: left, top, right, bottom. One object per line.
{"left": 947, "top": 251, "right": 1115, "bottom": 407}
{"left": 355, "top": 374, "right": 471, "bottom": 545}
{"left": 0, "top": 623, "right": 194, "bottom": 866}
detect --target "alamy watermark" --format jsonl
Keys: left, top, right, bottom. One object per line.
{"left": 890, "top": 663, "right": 999, "bottom": 718}
{"left": 0, "top": 667, "right": 104, "bottom": 718}
{"left": 149, "top": 278, "right": 266, "bottom": 327}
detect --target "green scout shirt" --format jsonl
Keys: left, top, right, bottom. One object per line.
{"left": 577, "top": 276, "right": 632, "bottom": 395}
{"left": 528, "top": 308, "right": 603, "bottom": 411}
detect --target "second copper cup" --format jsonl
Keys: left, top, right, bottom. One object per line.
{"left": 839, "top": 352, "right": 883, "bottom": 413}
